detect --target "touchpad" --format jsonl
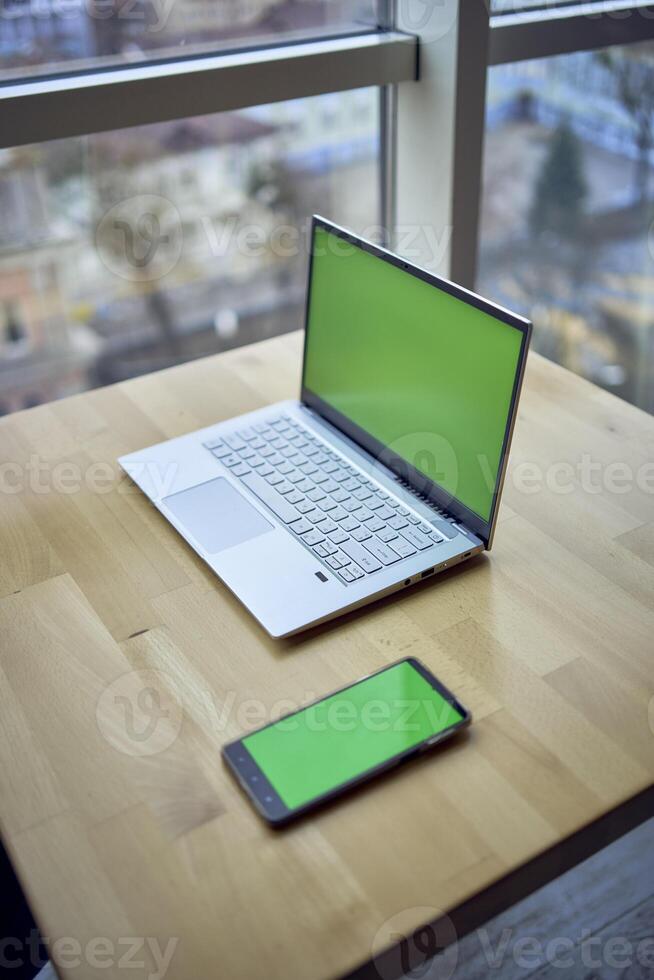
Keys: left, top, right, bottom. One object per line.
{"left": 162, "top": 477, "right": 273, "bottom": 554}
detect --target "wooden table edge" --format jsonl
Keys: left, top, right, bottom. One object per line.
{"left": 344, "top": 783, "right": 654, "bottom": 980}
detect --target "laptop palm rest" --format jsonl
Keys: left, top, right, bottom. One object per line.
{"left": 162, "top": 477, "right": 273, "bottom": 554}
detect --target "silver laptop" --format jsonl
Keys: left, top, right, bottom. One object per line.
{"left": 119, "top": 217, "right": 531, "bottom": 638}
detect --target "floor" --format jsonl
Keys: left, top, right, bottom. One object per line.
{"left": 403, "top": 817, "right": 654, "bottom": 980}
{"left": 4, "top": 819, "right": 653, "bottom": 979}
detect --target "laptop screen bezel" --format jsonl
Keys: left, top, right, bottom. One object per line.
{"left": 300, "top": 215, "right": 532, "bottom": 550}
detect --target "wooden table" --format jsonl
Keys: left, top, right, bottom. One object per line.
{"left": 1, "top": 331, "right": 653, "bottom": 980}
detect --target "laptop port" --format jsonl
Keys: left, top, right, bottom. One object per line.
{"left": 464, "top": 552, "right": 471, "bottom": 558}
{"left": 421, "top": 568, "right": 434, "bottom": 579}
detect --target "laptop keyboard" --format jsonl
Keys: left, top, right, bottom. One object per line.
{"left": 203, "top": 413, "right": 456, "bottom": 584}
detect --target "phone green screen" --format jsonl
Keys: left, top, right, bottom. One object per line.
{"left": 243, "top": 661, "right": 464, "bottom": 810}
{"left": 303, "top": 226, "right": 524, "bottom": 521}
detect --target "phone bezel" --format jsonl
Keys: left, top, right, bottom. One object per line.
{"left": 222, "top": 657, "right": 471, "bottom": 826}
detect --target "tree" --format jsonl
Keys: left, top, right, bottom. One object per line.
{"left": 596, "top": 48, "right": 654, "bottom": 206}
{"left": 529, "top": 122, "right": 587, "bottom": 241}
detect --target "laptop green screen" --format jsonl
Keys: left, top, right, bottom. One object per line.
{"left": 303, "top": 225, "right": 524, "bottom": 522}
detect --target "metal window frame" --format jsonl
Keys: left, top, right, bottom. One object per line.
{"left": 0, "top": 30, "right": 417, "bottom": 149}
{"left": 490, "top": 1, "right": 654, "bottom": 65}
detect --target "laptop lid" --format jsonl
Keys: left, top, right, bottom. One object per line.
{"left": 300, "top": 216, "right": 532, "bottom": 550}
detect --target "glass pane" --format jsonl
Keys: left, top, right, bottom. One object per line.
{"left": 478, "top": 44, "right": 654, "bottom": 413}
{"left": 0, "top": 0, "right": 378, "bottom": 81}
{"left": 0, "top": 88, "right": 379, "bottom": 413}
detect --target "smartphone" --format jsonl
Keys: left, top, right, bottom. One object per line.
{"left": 222, "top": 657, "right": 471, "bottom": 825}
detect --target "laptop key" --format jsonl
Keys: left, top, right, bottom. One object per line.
{"left": 376, "top": 505, "right": 395, "bottom": 521}
{"left": 351, "top": 526, "right": 371, "bottom": 542}
{"left": 292, "top": 518, "right": 313, "bottom": 535}
{"left": 342, "top": 498, "right": 361, "bottom": 513}
{"left": 340, "top": 516, "right": 360, "bottom": 533}
{"left": 330, "top": 506, "right": 348, "bottom": 522}
{"left": 296, "top": 500, "right": 315, "bottom": 514}
{"left": 343, "top": 478, "right": 360, "bottom": 492}
{"left": 322, "top": 479, "right": 339, "bottom": 494}
{"left": 303, "top": 529, "right": 325, "bottom": 547}
{"left": 320, "top": 518, "right": 339, "bottom": 535}
{"left": 231, "top": 463, "right": 251, "bottom": 478}
{"left": 307, "top": 487, "right": 326, "bottom": 502}
{"left": 240, "top": 472, "right": 303, "bottom": 524}
{"left": 221, "top": 454, "right": 242, "bottom": 468}
{"left": 377, "top": 527, "right": 399, "bottom": 543}
{"left": 367, "top": 516, "right": 385, "bottom": 533}
{"left": 338, "top": 567, "right": 355, "bottom": 583}
{"left": 326, "top": 555, "right": 344, "bottom": 570}
{"left": 353, "top": 487, "right": 372, "bottom": 502}
{"left": 286, "top": 490, "right": 303, "bottom": 504}
{"left": 362, "top": 538, "right": 401, "bottom": 566}
{"left": 275, "top": 481, "right": 294, "bottom": 495}
{"left": 224, "top": 435, "right": 247, "bottom": 452}
{"left": 329, "top": 529, "right": 349, "bottom": 545}
{"left": 389, "top": 537, "right": 417, "bottom": 559}
{"left": 399, "top": 526, "right": 433, "bottom": 551}
{"left": 341, "top": 540, "right": 382, "bottom": 573}
{"left": 348, "top": 563, "right": 365, "bottom": 580}
{"left": 388, "top": 515, "right": 408, "bottom": 530}
{"left": 258, "top": 464, "right": 274, "bottom": 477}
{"left": 407, "top": 514, "right": 420, "bottom": 524}
{"left": 204, "top": 437, "right": 226, "bottom": 450}
{"left": 332, "top": 488, "right": 349, "bottom": 502}
{"left": 210, "top": 444, "right": 233, "bottom": 459}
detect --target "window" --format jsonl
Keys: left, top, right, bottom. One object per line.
{"left": 0, "top": 0, "right": 378, "bottom": 80}
{"left": 0, "top": 89, "right": 379, "bottom": 410}
{"left": 1, "top": 0, "right": 424, "bottom": 413}
{"left": 479, "top": 27, "right": 654, "bottom": 413}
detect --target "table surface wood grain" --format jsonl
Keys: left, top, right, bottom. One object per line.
{"left": 0, "top": 331, "right": 653, "bottom": 980}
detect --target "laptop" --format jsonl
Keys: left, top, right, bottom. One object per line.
{"left": 119, "top": 216, "right": 531, "bottom": 638}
